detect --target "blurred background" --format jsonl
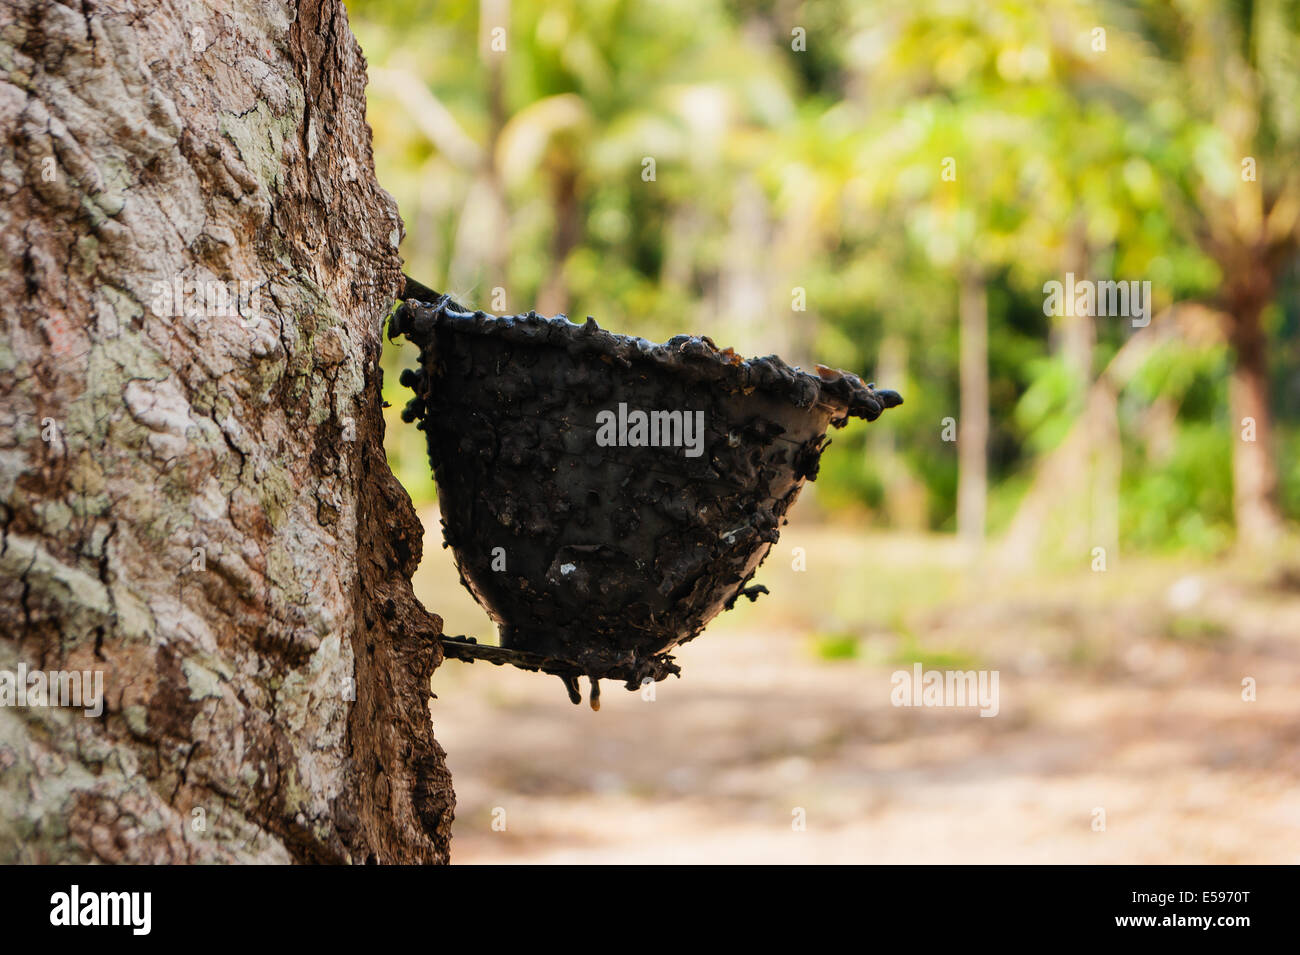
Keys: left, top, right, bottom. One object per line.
{"left": 346, "top": 0, "right": 1300, "bottom": 862}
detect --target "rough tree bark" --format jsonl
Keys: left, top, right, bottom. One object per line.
{"left": 0, "top": 0, "right": 454, "bottom": 863}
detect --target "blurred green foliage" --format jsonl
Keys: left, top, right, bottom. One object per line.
{"left": 811, "top": 632, "right": 860, "bottom": 661}
{"left": 346, "top": 0, "right": 1299, "bottom": 554}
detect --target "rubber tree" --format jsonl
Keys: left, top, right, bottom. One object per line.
{"left": 0, "top": 0, "right": 454, "bottom": 863}
{"left": 1121, "top": 0, "right": 1300, "bottom": 547}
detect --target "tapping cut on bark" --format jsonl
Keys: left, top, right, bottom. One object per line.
{"left": 391, "top": 283, "right": 902, "bottom": 703}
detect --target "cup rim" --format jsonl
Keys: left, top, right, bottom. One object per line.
{"left": 393, "top": 292, "right": 902, "bottom": 426}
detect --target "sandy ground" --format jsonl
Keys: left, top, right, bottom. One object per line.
{"left": 416, "top": 513, "right": 1300, "bottom": 864}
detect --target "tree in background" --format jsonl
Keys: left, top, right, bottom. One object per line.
{"left": 351, "top": 0, "right": 1299, "bottom": 552}
{"left": 1120, "top": 0, "right": 1300, "bottom": 547}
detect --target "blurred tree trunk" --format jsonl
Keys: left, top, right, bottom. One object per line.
{"left": 450, "top": 0, "right": 510, "bottom": 297}
{"left": 536, "top": 164, "right": 580, "bottom": 317}
{"left": 1057, "top": 222, "right": 1097, "bottom": 557}
{"left": 1058, "top": 220, "right": 1095, "bottom": 393}
{"left": 957, "top": 270, "right": 988, "bottom": 547}
{"left": 1164, "top": 0, "right": 1297, "bottom": 550}
{"left": 1001, "top": 304, "right": 1226, "bottom": 567}
{"left": 1226, "top": 297, "right": 1283, "bottom": 547}
{"left": 1204, "top": 184, "right": 1290, "bottom": 549}
{"left": 873, "top": 335, "right": 927, "bottom": 530}
{"left": 0, "top": 0, "right": 453, "bottom": 863}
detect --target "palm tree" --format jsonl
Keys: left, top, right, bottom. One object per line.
{"left": 1117, "top": 0, "right": 1300, "bottom": 546}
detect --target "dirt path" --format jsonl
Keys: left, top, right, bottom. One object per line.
{"left": 418, "top": 516, "right": 1300, "bottom": 863}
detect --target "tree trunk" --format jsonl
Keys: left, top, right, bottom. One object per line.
{"left": 448, "top": 0, "right": 509, "bottom": 297}
{"left": 957, "top": 269, "right": 988, "bottom": 548}
{"left": 536, "top": 164, "right": 580, "bottom": 317}
{"left": 0, "top": 0, "right": 453, "bottom": 863}
{"left": 1227, "top": 300, "right": 1283, "bottom": 547}
{"left": 1056, "top": 223, "right": 1095, "bottom": 557}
